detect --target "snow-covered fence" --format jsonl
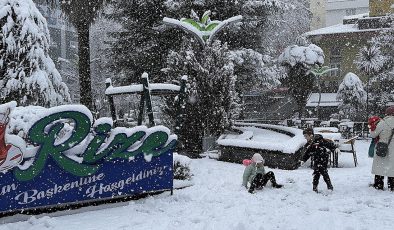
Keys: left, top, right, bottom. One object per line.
{"left": 217, "top": 123, "right": 307, "bottom": 170}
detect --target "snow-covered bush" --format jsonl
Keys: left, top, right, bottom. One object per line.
{"left": 0, "top": 0, "right": 70, "bottom": 107}
{"left": 336, "top": 72, "right": 366, "bottom": 120}
{"left": 173, "top": 153, "right": 192, "bottom": 180}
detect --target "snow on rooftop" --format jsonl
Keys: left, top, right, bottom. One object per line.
{"left": 306, "top": 93, "right": 340, "bottom": 107}
{"left": 305, "top": 23, "right": 380, "bottom": 36}
{"left": 343, "top": 12, "right": 369, "bottom": 20}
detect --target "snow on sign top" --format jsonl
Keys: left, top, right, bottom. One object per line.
{"left": 105, "top": 84, "right": 181, "bottom": 96}
{"left": 306, "top": 93, "right": 340, "bottom": 107}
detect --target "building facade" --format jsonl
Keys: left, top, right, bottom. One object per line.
{"left": 326, "top": 0, "right": 369, "bottom": 26}
{"left": 306, "top": 0, "right": 393, "bottom": 91}
{"left": 35, "top": 3, "right": 80, "bottom": 103}
{"left": 310, "top": 0, "right": 327, "bottom": 30}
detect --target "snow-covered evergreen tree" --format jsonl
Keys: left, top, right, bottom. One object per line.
{"left": 336, "top": 72, "right": 367, "bottom": 120}
{"left": 0, "top": 0, "right": 70, "bottom": 107}
{"left": 278, "top": 44, "right": 324, "bottom": 118}
{"left": 356, "top": 14, "right": 394, "bottom": 114}
{"left": 163, "top": 40, "right": 239, "bottom": 154}
{"left": 107, "top": 0, "right": 168, "bottom": 84}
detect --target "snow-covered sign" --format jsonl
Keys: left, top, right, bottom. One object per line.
{"left": 0, "top": 102, "right": 177, "bottom": 215}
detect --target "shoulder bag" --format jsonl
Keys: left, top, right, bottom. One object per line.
{"left": 376, "top": 128, "right": 394, "bottom": 157}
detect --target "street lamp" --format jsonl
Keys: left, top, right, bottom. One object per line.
{"left": 310, "top": 65, "right": 338, "bottom": 120}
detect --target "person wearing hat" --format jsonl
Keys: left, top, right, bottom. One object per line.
{"left": 242, "top": 153, "right": 283, "bottom": 193}
{"left": 301, "top": 128, "right": 336, "bottom": 193}
{"left": 369, "top": 106, "right": 394, "bottom": 191}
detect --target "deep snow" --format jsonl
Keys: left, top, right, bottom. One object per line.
{"left": 1, "top": 139, "right": 394, "bottom": 230}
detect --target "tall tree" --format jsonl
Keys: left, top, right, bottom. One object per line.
{"left": 38, "top": 0, "right": 109, "bottom": 110}
{"left": 0, "top": 0, "right": 70, "bottom": 106}
{"left": 108, "top": 0, "right": 172, "bottom": 84}
{"left": 163, "top": 40, "right": 239, "bottom": 155}
{"left": 278, "top": 44, "right": 325, "bottom": 118}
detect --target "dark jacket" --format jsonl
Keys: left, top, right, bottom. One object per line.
{"left": 302, "top": 135, "right": 336, "bottom": 169}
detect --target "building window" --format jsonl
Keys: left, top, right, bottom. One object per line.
{"left": 330, "top": 63, "right": 341, "bottom": 77}
{"left": 330, "top": 47, "right": 341, "bottom": 57}
{"left": 345, "top": 8, "right": 356, "bottom": 16}
{"left": 70, "top": 41, "right": 78, "bottom": 49}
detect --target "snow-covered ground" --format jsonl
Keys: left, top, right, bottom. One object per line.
{"left": 2, "top": 139, "right": 394, "bottom": 230}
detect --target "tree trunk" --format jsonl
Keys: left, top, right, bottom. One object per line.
{"left": 77, "top": 23, "right": 93, "bottom": 110}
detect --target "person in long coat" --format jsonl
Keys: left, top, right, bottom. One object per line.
{"left": 370, "top": 106, "right": 394, "bottom": 191}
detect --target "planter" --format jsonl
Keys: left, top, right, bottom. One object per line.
{"left": 219, "top": 145, "right": 304, "bottom": 170}
{"left": 217, "top": 123, "right": 306, "bottom": 170}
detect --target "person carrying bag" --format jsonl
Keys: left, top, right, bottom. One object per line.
{"left": 370, "top": 106, "right": 394, "bottom": 191}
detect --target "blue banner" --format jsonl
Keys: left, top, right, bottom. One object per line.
{"left": 0, "top": 152, "right": 173, "bottom": 214}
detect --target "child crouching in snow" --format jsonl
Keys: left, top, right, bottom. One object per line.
{"left": 242, "top": 153, "right": 283, "bottom": 193}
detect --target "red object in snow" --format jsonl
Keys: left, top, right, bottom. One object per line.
{"left": 0, "top": 109, "right": 12, "bottom": 165}
{"left": 368, "top": 116, "right": 381, "bottom": 131}
{"left": 242, "top": 159, "right": 252, "bottom": 166}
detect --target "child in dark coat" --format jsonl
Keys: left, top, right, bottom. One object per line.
{"left": 301, "top": 128, "right": 336, "bottom": 193}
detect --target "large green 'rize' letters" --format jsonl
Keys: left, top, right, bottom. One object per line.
{"left": 14, "top": 111, "right": 98, "bottom": 181}
{"left": 12, "top": 110, "right": 178, "bottom": 182}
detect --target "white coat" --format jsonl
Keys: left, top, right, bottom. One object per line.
{"left": 370, "top": 116, "right": 394, "bottom": 177}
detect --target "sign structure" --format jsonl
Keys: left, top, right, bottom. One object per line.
{"left": 0, "top": 104, "right": 177, "bottom": 215}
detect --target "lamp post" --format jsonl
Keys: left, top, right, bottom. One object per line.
{"left": 366, "top": 74, "right": 370, "bottom": 119}
{"left": 310, "top": 65, "right": 338, "bottom": 121}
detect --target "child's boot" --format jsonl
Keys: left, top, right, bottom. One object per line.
{"left": 327, "top": 182, "right": 333, "bottom": 190}
{"left": 313, "top": 184, "right": 318, "bottom": 193}
{"left": 273, "top": 183, "right": 283, "bottom": 188}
